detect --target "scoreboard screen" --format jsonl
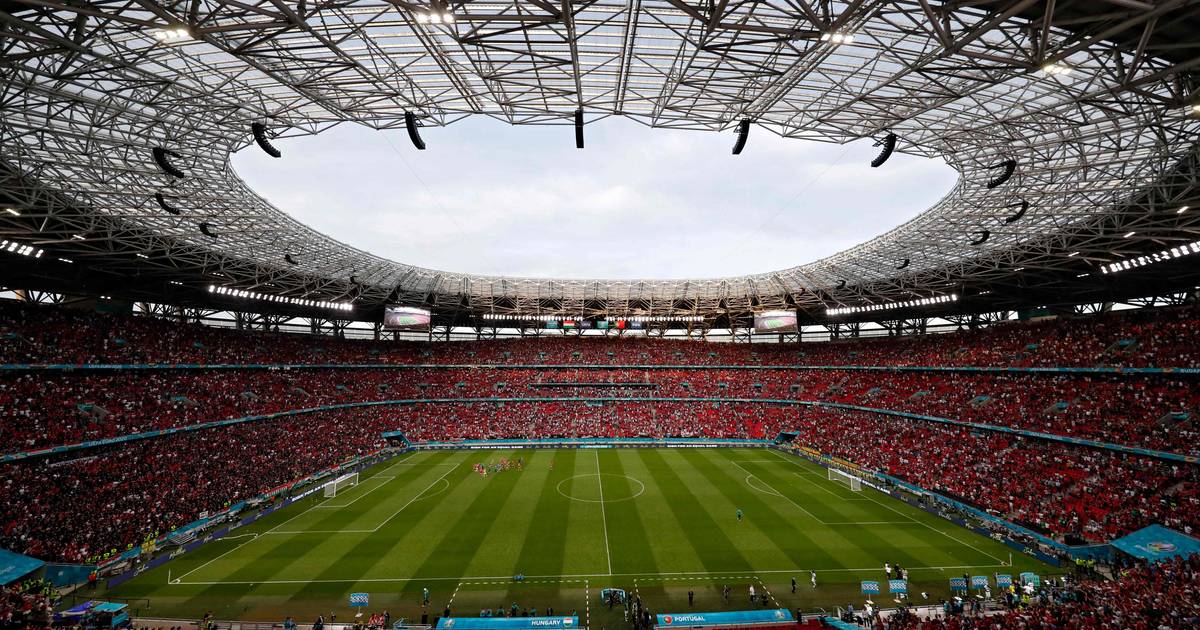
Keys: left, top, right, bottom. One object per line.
{"left": 383, "top": 306, "right": 432, "bottom": 331}
{"left": 753, "top": 310, "right": 798, "bottom": 333}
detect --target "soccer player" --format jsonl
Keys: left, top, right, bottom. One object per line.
{"left": 791, "top": 577, "right": 796, "bottom": 594}
{"left": 736, "top": 508, "right": 743, "bottom": 522}
{"left": 810, "top": 571, "right": 817, "bottom": 588}
{"left": 687, "top": 590, "right": 694, "bottom": 606}
{"left": 749, "top": 584, "right": 756, "bottom": 603}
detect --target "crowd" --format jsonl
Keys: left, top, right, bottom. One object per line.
{"left": 874, "top": 553, "right": 1200, "bottom": 629}
{"left": 0, "top": 579, "right": 52, "bottom": 629}
{"left": 1, "top": 299, "right": 1200, "bottom": 591}
{"left": 0, "top": 407, "right": 401, "bottom": 564}
{"left": 3, "top": 366, "right": 1198, "bottom": 455}
{"left": 788, "top": 408, "right": 1200, "bottom": 543}
{"left": 3, "top": 300, "right": 1200, "bottom": 368}
{"left": 395, "top": 401, "right": 789, "bottom": 441}
{"left": 2, "top": 395, "right": 1198, "bottom": 564}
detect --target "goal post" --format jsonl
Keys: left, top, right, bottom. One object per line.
{"left": 828, "top": 467, "right": 863, "bottom": 492}
{"left": 323, "top": 472, "right": 359, "bottom": 498}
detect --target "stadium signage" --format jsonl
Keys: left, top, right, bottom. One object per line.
{"left": 654, "top": 609, "right": 793, "bottom": 627}
{"left": 436, "top": 616, "right": 579, "bottom": 630}
{"left": 860, "top": 581, "right": 880, "bottom": 595}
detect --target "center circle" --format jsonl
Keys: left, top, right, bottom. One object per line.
{"left": 556, "top": 473, "right": 646, "bottom": 503}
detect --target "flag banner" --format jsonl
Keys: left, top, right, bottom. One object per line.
{"left": 861, "top": 581, "right": 880, "bottom": 595}
{"left": 1020, "top": 572, "right": 1040, "bottom": 587}
{"left": 349, "top": 593, "right": 369, "bottom": 607}
{"left": 995, "top": 574, "right": 1013, "bottom": 588}
{"left": 887, "top": 579, "right": 907, "bottom": 594}
{"left": 971, "top": 576, "right": 989, "bottom": 589}
{"left": 949, "top": 577, "right": 968, "bottom": 592}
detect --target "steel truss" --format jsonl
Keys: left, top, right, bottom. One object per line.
{"left": 1, "top": 0, "right": 1200, "bottom": 321}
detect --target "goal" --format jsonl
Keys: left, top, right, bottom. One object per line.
{"left": 323, "top": 472, "right": 359, "bottom": 498}
{"left": 828, "top": 467, "right": 863, "bottom": 492}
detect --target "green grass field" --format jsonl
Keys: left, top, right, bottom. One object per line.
{"left": 105, "top": 448, "right": 1054, "bottom": 624}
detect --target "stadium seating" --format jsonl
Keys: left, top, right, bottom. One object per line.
{"left": 3, "top": 300, "right": 1200, "bottom": 367}
{"left": 3, "top": 300, "right": 1200, "bottom": 562}
{"left": 3, "top": 368, "right": 1200, "bottom": 454}
{"left": 877, "top": 553, "right": 1200, "bottom": 628}
{"left": 0, "top": 579, "right": 52, "bottom": 629}
{"left": 0, "top": 408, "right": 400, "bottom": 564}
{"left": 786, "top": 409, "right": 1200, "bottom": 544}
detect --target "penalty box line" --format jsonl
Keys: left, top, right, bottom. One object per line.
{"left": 316, "top": 475, "right": 396, "bottom": 509}
{"left": 266, "top": 461, "right": 461, "bottom": 535}
{"left": 766, "top": 450, "right": 1008, "bottom": 565}
{"left": 170, "top": 564, "right": 1011, "bottom": 586}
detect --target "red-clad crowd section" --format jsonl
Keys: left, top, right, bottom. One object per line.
{"left": 6, "top": 368, "right": 1198, "bottom": 453}
{"left": 0, "top": 300, "right": 1199, "bottom": 567}
{"left": 879, "top": 554, "right": 1200, "bottom": 629}
{"left": 2, "top": 300, "right": 1199, "bottom": 368}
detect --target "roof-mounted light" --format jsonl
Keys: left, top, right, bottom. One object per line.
{"left": 152, "top": 26, "right": 192, "bottom": 42}
{"left": 1041, "top": 62, "right": 1074, "bottom": 76}
{"left": 416, "top": 12, "right": 455, "bottom": 24}
{"left": 820, "top": 32, "right": 855, "bottom": 44}
{"left": 826, "top": 293, "right": 957, "bottom": 317}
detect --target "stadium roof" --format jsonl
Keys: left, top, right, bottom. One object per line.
{"left": 1, "top": 0, "right": 1199, "bottom": 323}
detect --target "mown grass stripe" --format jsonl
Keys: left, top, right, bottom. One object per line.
{"left": 601, "top": 450, "right": 659, "bottom": 575}
{"left": 278, "top": 451, "right": 478, "bottom": 606}
{"left": 511, "top": 450, "right": 577, "bottom": 575}
{"left": 639, "top": 449, "right": 753, "bottom": 573}
{"left": 687, "top": 448, "right": 842, "bottom": 571}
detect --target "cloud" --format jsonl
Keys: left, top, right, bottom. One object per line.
{"left": 232, "top": 117, "right": 956, "bottom": 279}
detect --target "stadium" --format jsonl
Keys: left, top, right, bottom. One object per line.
{"left": 2, "top": 0, "right": 1200, "bottom": 628}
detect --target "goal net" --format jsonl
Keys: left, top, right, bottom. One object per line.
{"left": 323, "top": 472, "right": 359, "bottom": 498}
{"left": 828, "top": 467, "right": 863, "bottom": 492}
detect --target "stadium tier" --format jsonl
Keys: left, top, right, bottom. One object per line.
{"left": 5, "top": 0, "right": 1200, "bottom": 624}
{"left": 2, "top": 303, "right": 1200, "bottom": 565}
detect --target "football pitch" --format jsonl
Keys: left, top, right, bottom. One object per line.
{"left": 105, "top": 448, "right": 1055, "bottom": 624}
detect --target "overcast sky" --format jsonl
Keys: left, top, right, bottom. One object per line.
{"left": 232, "top": 116, "right": 956, "bottom": 280}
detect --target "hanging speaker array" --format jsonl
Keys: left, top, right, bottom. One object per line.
{"left": 986, "top": 159, "right": 1016, "bottom": 189}
{"left": 155, "top": 193, "right": 180, "bottom": 215}
{"left": 1003, "top": 200, "right": 1029, "bottom": 224}
{"left": 731, "top": 119, "right": 750, "bottom": 155}
{"left": 152, "top": 147, "right": 186, "bottom": 178}
{"left": 405, "top": 111, "right": 426, "bottom": 150}
{"left": 252, "top": 122, "right": 282, "bottom": 158}
{"left": 574, "top": 109, "right": 584, "bottom": 149}
{"left": 870, "top": 133, "right": 897, "bottom": 168}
